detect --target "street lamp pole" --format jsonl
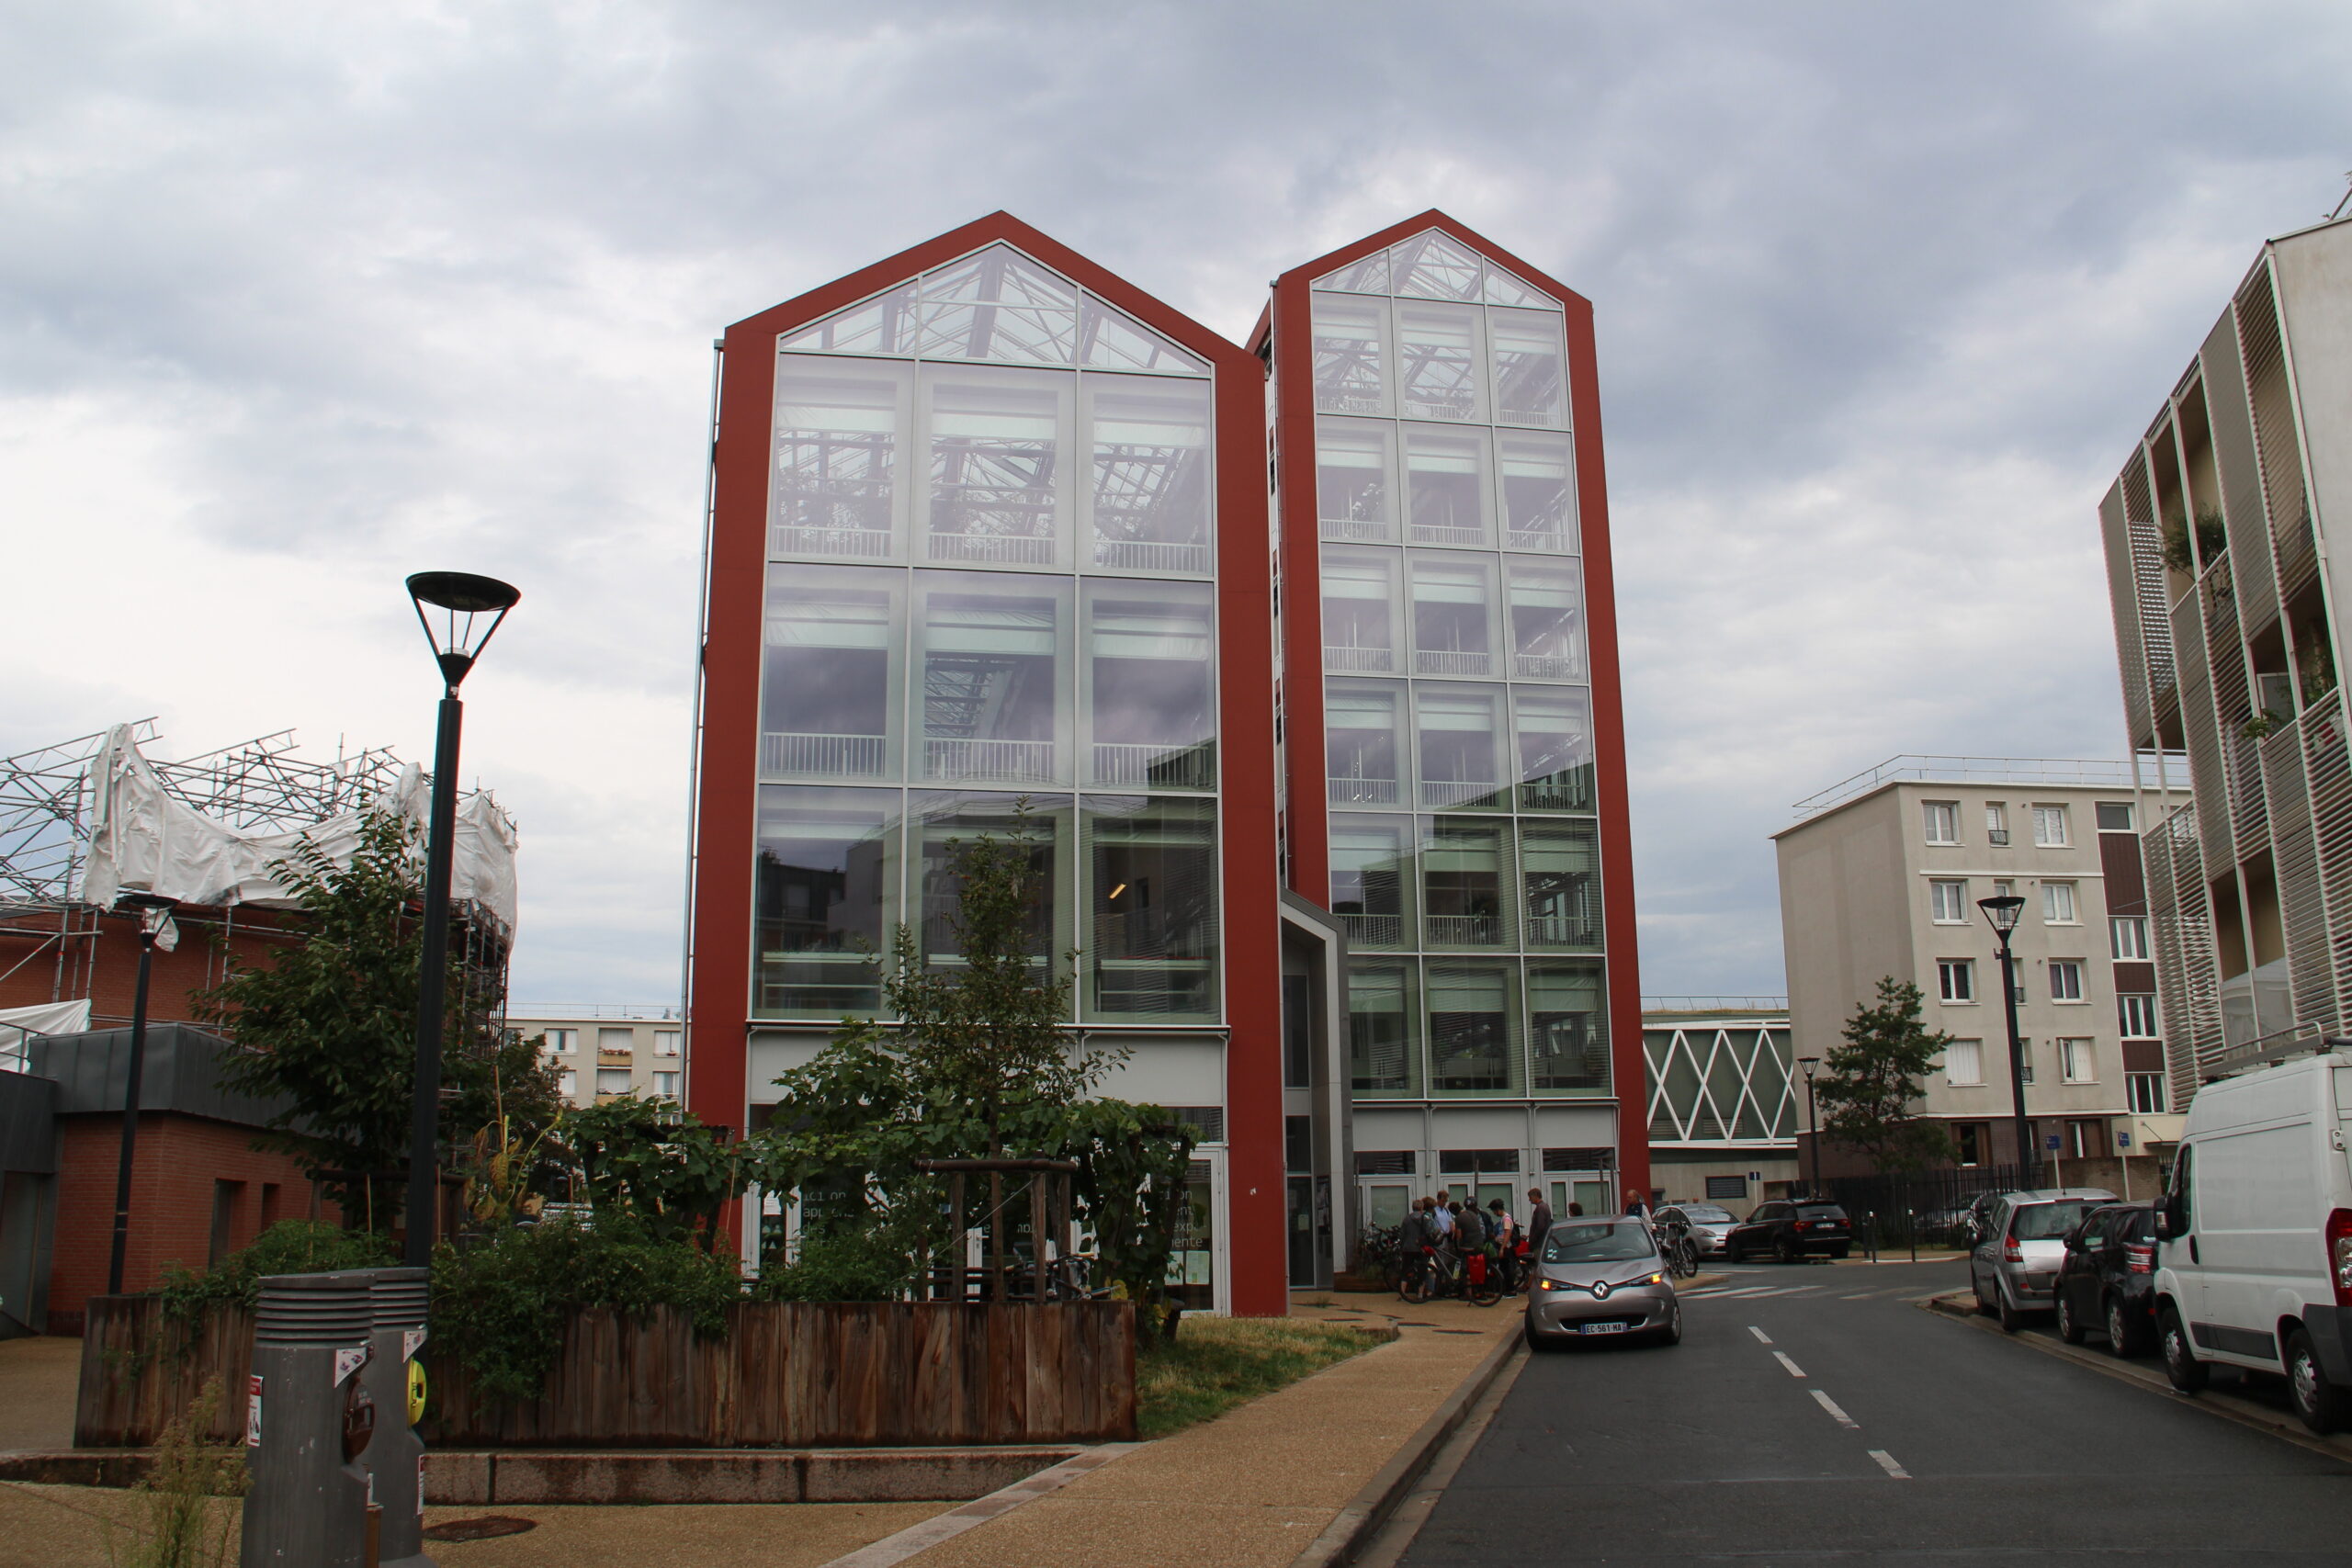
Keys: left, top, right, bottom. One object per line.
{"left": 1797, "top": 1055, "right": 1821, "bottom": 1199}
{"left": 1978, "top": 895, "right": 2037, "bottom": 1189}
{"left": 402, "top": 572, "right": 519, "bottom": 1269}
{"left": 107, "top": 893, "right": 177, "bottom": 1295}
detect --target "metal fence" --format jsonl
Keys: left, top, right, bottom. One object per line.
{"left": 1817, "top": 1163, "right": 2041, "bottom": 1248}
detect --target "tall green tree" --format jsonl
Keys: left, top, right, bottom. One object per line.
{"left": 195, "top": 808, "right": 561, "bottom": 1229}
{"left": 1814, "top": 977, "right": 1957, "bottom": 1173}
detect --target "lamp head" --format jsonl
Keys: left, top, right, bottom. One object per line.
{"left": 1798, "top": 1055, "right": 1821, "bottom": 1080}
{"left": 1977, "top": 894, "right": 2027, "bottom": 934}
{"left": 406, "top": 571, "right": 520, "bottom": 691}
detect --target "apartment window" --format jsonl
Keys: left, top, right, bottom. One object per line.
{"left": 1923, "top": 801, "right": 1961, "bottom": 845}
{"left": 1938, "top": 959, "right": 1975, "bottom": 1003}
{"left": 1954, "top": 1123, "right": 1987, "bottom": 1167}
{"left": 2032, "top": 805, "right": 2069, "bottom": 847}
{"left": 653, "top": 1031, "right": 682, "bottom": 1057}
{"left": 2049, "top": 961, "right": 2085, "bottom": 1002}
{"left": 597, "top": 1026, "right": 635, "bottom": 1056}
{"left": 2127, "top": 1072, "right": 2167, "bottom": 1114}
{"left": 543, "top": 1028, "right": 578, "bottom": 1055}
{"left": 2018, "top": 1044, "right": 2035, "bottom": 1086}
{"left": 1944, "top": 1038, "right": 1984, "bottom": 1086}
{"left": 2110, "top": 917, "right": 2148, "bottom": 961}
{"left": 652, "top": 1071, "right": 682, "bottom": 1098}
{"left": 2097, "top": 802, "right": 2135, "bottom": 832}
{"left": 2041, "top": 882, "right": 2078, "bottom": 924}
{"left": 594, "top": 1068, "right": 634, "bottom": 1095}
{"left": 1985, "top": 803, "right": 2010, "bottom": 846}
{"left": 557, "top": 1069, "right": 578, "bottom": 1098}
{"left": 1992, "top": 879, "right": 2014, "bottom": 900}
{"left": 2119, "top": 993, "right": 2158, "bottom": 1038}
{"left": 2058, "top": 1037, "right": 2096, "bottom": 1084}
{"left": 1930, "top": 880, "right": 1968, "bottom": 924}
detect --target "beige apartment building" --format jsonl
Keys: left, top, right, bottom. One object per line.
{"left": 1776, "top": 760, "right": 2188, "bottom": 1181}
{"left": 507, "top": 1006, "right": 684, "bottom": 1109}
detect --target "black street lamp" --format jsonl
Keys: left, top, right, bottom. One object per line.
{"left": 402, "top": 571, "right": 518, "bottom": 1269}
{"left": 107, "top": 892, "right": 177, "bottom": 1295}
{"left": 1977, "top": 894, "right": 2038, "bottom": 1189}
{"left": 1797, "top": 1055, "right": 1821, "bottom": 1198}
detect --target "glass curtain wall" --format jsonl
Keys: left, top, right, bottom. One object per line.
{"left": 1311, "top": 231, "right": 1607, "bottom": 1103}
{"left": 756, "top": 243, "right": 1220, "bottom": 1029}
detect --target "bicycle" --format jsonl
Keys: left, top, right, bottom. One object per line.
{"left": 1654, "top": 1219, "right": 1700, "bottom": 1280}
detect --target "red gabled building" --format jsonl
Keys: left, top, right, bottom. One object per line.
{"left": 685, "top": 212, "right": 1641, "bottom": 1311}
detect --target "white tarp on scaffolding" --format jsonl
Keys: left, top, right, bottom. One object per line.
{"left": 75, "top": 724, "right": 519, "bottom": 930}
{"left": 0, "top": 998, "right": 90, "bottom": 1070}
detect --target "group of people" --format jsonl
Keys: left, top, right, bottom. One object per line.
{"left": 1394, "top": 1186, "right": 1573, "bottom": 1294}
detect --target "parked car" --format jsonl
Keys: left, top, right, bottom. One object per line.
{"left": 1968, "top": 1190, "right": 2116, "bottom": 1332}
{"left": 2053, "top": 1201, "right": 2157, "bottom": 1357}
{"left": 1724, "top": 1200, "right": 1852, "bottom": 1263}
{"left": 1524, "top": 1217, "right": 1681, "bottom": 1348}
{"left": 1655, "top": 1202, "right": 1738, "bottom": 1258}
{"left": 2154, "top": 1050, "right": 2352, "bottom": 1433}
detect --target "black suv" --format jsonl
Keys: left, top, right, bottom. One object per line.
{"left": 1725, "top": 1200, "right": 1852, "bottom": 1263}
{"left": 2052, "top": 1200, "right": 2157, "bottom": 1357}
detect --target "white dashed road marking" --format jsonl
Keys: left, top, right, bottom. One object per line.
{"left": 1811, "top": 1390, "right": 1859, "bottom": 1427}
{"left": 1772, "top": 1351, "right": 1806, "bottom": 1378}
{"left": 1747, "top": 1325, "right": 1772, "bottom": 1344}
{"left": 1869, "top": 1450, "right": 1911, "bottom": 1479}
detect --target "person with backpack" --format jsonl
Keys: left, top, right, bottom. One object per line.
{"left": 1487, "top": 1198, "right": 1521, "bottom": 1292}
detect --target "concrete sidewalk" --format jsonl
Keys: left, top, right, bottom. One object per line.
{"left": 833, "top": 1292, "right": 1520, "bottom": 1568}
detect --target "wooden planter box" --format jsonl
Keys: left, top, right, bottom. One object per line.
{"left": 76, "top": 1296, "right": 1136, "bottom": 1449}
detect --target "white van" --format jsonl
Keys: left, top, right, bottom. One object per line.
{"left": 2154, "top": 1049, "right": 2352, "bottom": 1431}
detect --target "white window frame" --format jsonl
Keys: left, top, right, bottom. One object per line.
{"left": 2118, "top": 992, "right": 2158, "bottom": 1037}
{"left": 653, "top": 1030, "right": 683, "bottom": 1057}
{"left": 2041, "top": 882, "right": 2079, "bottom": 924}
{"left": 1938, "top": 959, "right": 1975, "bottom": 1004}
{"left": 1930, "top": 879, "right": 1968, "bottom": 924}
{"left": 544, "top": 1027, "right": 578, "bottom": 1055}
{"left": 652, "top": 1070, "right": 683, "bottom": 1098}
{"left": 594, "top": 1066, "right": 635, "bottom": 1096}
{"left": 2032, "top": 804, "right": 2070, "bottom": 847}
{"left": 1984, "top": 802, "right": 2010, "bottom": 846}
{"left": 1944, "top": 1038, "right": 1984, "bottom": 1086}
{"left": 2049, "top": 960, "right": 2086, "bottom": 1002}
{"left": 2058, "top": 1037, "right": 2096, "bottom": 1084}
{"left": 2097, "top": 801, "right": 2136, "bottom": 833}
{"left": 1923, "top": 800, "right": 1961, "bottom": 846}
{"left": 2127, "top": 1072, "right": 2167, "bottom": 1114}
{"left": 2110, "top": 916, "right": 2148, "bottom": 960}
{"left": 557, "top": 1068, "right": 579, "bottom": 1098}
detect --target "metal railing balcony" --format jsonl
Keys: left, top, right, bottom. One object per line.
{"left": 1409, "top": 524, "right": 1487, "bottom": 547}
{"left": 924, "top": 737, "right": 1058, "bottom": 784}
{"left": 1416, "top": 649, "right": 1492, "bottom": 676}
{"left": 774, "top": 524, "right": 891, "bottom": 558}
{"left": 1525, "top": 916, "right": 1599, "bottom": 947}
{"left": 1328, "top": 776, "right": 1401, "bottom": 806}
{"left": 1513, "top": 653, "right": 1583, "bottom": 681}
{"left": 1519, "top": 783, "right": 1591, "bottom": 812}
{"left": 1320, "top": 517, "right": 1394, "bottom": 543}
{"left": 1324, "top": 645, "right": 1396, "bottom": 673}
{"left": 1091, "top": 742, "right": 1215, "bottom": 790}
{"left": 1340, "top": 913, "right": 1403, "bottom": 945}
{"left": 1419, "top": 779, "right": 1501, "bottom": 807}
{"left": 1424, "top": 914, "right": 1502, "bottom": 945}
{"left": 763, "top": 732, "right": 887, "bottom": 777}
{"left": 1093, "top": 539, "right": 1209, "bottom": 574}
{"left": 1506, "top": 528, "right": 1570, "bottom": 552}
{"left": 925, "top": 531, "right": 1057, "bottom": 565}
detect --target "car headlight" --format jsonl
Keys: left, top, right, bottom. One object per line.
{"left": 1640, "top": 1271, "right": 1666, "bottom": 1287}
{"left": 1536, "top": 1278, "right": 1560, "bottom": 1291}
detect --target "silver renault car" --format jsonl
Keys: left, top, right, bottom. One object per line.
{"left": 1524, "top": 1218, "right": 1681, "bottom": 1349}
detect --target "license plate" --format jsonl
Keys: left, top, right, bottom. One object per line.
{"left": 1577, "top": 1322, "right": 1627, "bottom": 1336}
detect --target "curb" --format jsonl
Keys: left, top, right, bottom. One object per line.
{"left": 1291, "top": 1321, "right": 1524, "bottom": 1568}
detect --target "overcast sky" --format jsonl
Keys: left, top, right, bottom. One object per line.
{"left": 6, "top": 1, "right": 2349, "bottom": 1007}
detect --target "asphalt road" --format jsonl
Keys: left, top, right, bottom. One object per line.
{"left": 1399, "top": 1258, "right": 2352, "bottom": 1566}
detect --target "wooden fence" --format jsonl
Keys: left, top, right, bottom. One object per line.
{"left": 76, "top": 1296, "right": 1136, "bottom": 1449}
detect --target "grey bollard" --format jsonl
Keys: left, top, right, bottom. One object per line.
{"left": 241, "top": 1270, "right": 376, "bottom": 1568}
{"left": 360, "top": 1268, "right": 435, "bottom": 1568}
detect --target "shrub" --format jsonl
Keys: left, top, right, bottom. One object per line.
{"left": 155, "top": 1221, "right": 396, "bottom": 1325}
{"left": 752, "top": 1224, "right": 918, "bottom": 1303}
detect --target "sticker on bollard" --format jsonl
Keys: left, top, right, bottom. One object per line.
{"left": 335, "top": 1345, "right": 371, "bottom": 1385}
{"left": 245, "top": 1375, "right": 262, "bottom": 1448}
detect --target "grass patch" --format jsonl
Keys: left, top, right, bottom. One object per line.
{"left": 1136, "top": 1318, "right": 1387, "bottom": 1438}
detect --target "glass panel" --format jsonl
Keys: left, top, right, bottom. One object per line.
{"left": 1498, "top": 433, "right": 1576, "bottom": 552}
{"left": 1389, "top": 231, "right": 1484, "bottom": 301}
{"left": 1483, "top": 265, "right": 1554, "bottom": 309}
{"left": 923, "top": 365, "right": 1069, "bottom": 567}
{"left": 1349, "top": 958, "right": 1420, "bottom": 1093}
{"left": 773, "top": 359, "right": 909, "bottom": 559}
{"left": 1395, "top": 303, "right": 1485, "bottom": 423}
{"left": 1078, "top": 297, "right": 1210, "bottom": 375}
{"left": 923, "top": 244, "right": 1080, "bottom": 309}
{"left": 1404, "top": 426, "right": 1492, "bottom": 547}
{"left": 1512, "top": 688, "right": 1594, "bottom": 812}
{"left": 1082, "top": 795, "right": 1218, "bottom": 1021}
{"left": 1420, "top": 817, "right": 1512, "bottom": 948}
{"left": 1427, "top": 961, "right": 1520, "bottom": 1094}
{"left": 1085, "top": 375, "right": 1211, "bottom": 573}
{"left": 1325, "top": 679, "right": 1408, "bottom": 808}
{"left": 912, "top": 246, "right": 1077, "bottom": 365}
{"left": 1311, "top": 295, "right": 1386, "bottom": 416}
{"left": 1414, "top": 684, "right": 1507, "bottom": 809}
{"left": 1320, "top": 546, "right": 1401, "bottom": 675}
{"left": 754, "top": 785, "right": 899, "bottom": 1017}
{"left": 1506, "top": 558, "right": 1587, "bottom": 681}
{"left": 1316, "top": 252, "right": 1389, "bottom": 294}
{"left": 1521, "top": 819, "right": 1601, "bottom": 949}
{"left": 779, "top": 284, "right": 917, "bottom": 355}
{"left": 763, "top": 568, "right": 901, "bottom": 780}
{"left": 1490, "top": 310, "right": 1566, "bottom": 428}
{"left": 1409, "top": 552, "right": 1498, "bottom": 678}
{"left": 1329, "top": 813, "right": 1414, "bottom": 950}
{"left": 911, "top": 790, "right": 1072, "bottom": 977}
{"left": 1315, "top": 418, "right": 1396, "bottom": 543}
{"left": 1529, "top": 960, "right": 1608, "bottom": 1089}
{"left": 913, "top": 570, "right": 1071, "bottom": 786}
{"left": 1084, "top": 579, "right": 1215, "bottom": 790}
